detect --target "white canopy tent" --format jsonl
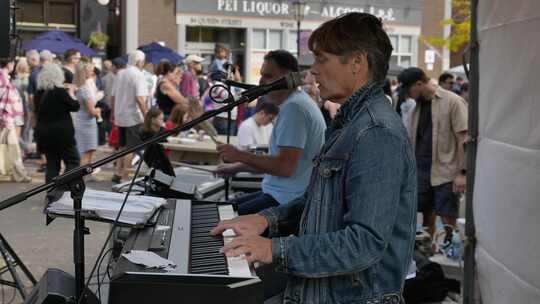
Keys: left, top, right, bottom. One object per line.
{"left": 468, "top": 1, "right": 540, "bottom": 303}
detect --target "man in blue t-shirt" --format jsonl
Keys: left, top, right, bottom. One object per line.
{"left": 216, "top": 50, "right": 326, "bottom": 215}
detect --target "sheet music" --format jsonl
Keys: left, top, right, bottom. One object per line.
{"left": 47, "top": 189, "right": 166, "bottom": 225}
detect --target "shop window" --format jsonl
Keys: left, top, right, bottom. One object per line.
{"left": 390, "top": 56, "right": 398, "bottom": 67}
{"left": 253, "top": 29, "right": 266, "bottom": 50}
{"left": 201, "top": 27, "right": 216, "bottom": 43}
{"left": 269, "top": 30, "right": 282, "bottom": 50}
{"left": 390, "top": 34, "right": 416, "bottom": 68}
{"left": 17, "top": 1, "right": 44, "bottom": 23}
{"left": 49, "top": 1, "right": 76, "bottom": 24}
{"left": 186, "top": 26, "right": 199, "bottom": 42}
{"left": 401, "top": 36, "right": 412, "bottom": 53}
{"left": 17, "top": 0, "right": 76, "bottom": 26}
{"left": 288, "top": 30, "right": 298, "bottom": 54}
{"left": 400, "top": 56, "right": 412, "bottom": 68}
{"left": 231, "top": 29, "right": 246, "bottom": 48}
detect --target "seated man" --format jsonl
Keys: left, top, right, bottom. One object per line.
{"left": 215, "top": 50, "right": 326, "bottom": 215}
{"left": 236, "top": 101, "right": 279, "bottom": 149}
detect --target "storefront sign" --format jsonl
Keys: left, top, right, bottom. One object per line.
{"left": 177, "top": 0, "right": 423, "bottom": 25}
{"left": 187, "top": 16, "right": 243, "bottom": 27}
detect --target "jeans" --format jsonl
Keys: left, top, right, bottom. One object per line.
{"left": 44, "top": 145, "right": 80, "bottom": 183}
{"left": 232, "top": 191, "right": 279, "bottom": 215}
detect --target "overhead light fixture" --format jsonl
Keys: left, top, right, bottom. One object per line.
{"left": 97, "top": 0, "right": 110, "bottom": 6}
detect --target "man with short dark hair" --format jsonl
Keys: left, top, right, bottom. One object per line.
{"left": 212, "top": 13, "right": 416, "bottom": 304}
{"left": 399, "top": 67, "right": 467, "bottom": 245}
{"left": 438, "top": 72, "right": 455, "bottom": 91}
{"left": 62, "top": 48, "right": 81, "bottom": 84}
{"left": 215, "top": 50, "right": 326, "bottom": 215}
{"left": 236, "top": 101, "right": 278, "bottom": 148}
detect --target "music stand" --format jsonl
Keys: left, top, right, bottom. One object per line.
{"left": 142, "top": 142, "right": 175, "bottom": 177}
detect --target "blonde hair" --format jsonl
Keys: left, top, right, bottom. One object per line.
{"left": 37, "top": 63, "right": 65, "bottom": 90}
{"left": 15, "top": 58, "right": 30, "bottom": 76}
{"left": 73, "top": 62, "right": 93, "bottom": 88}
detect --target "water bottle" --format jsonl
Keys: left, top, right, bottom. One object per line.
{"left": 447, "top": 230, "right": 462, "bottom": 261}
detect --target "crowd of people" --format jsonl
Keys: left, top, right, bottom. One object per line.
{"left": 0, "top": 43, "right": 281, "bottom": 184}
{"left": 0, "top": 12, "right": 472, "bottom": 304}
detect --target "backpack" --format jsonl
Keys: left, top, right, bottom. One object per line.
{"left": 403, "top": 251, "right": 460, "bottom": 303}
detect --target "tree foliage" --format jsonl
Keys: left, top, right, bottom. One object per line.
{"left": 427, "top": 0, "right": 471, "bottom": 52}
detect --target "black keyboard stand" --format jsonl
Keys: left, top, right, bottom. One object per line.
{"left": 0, "top": 233, "right": 37, "bottom": 300}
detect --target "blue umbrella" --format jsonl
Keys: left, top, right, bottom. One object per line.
{"left": 22, "top": 30, "right": 97, "bottom": 57}
{"left": 137, "top": 42, "right": 183, "bottom": 65}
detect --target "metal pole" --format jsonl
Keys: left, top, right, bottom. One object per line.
{"left": 463, "top": 0, "right": 479, "bottom": 303}
{"left": 296, "top": 20, "right": 301, "bottom": 61}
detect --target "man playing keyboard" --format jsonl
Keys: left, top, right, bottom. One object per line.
{"left": 212, "top": 13, "right": 417, "bottom": 304}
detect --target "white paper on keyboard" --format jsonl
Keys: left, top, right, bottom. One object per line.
{"left": 47, "top": 189, "right": 166, "bottom": 225}
{"left": 122, "top": 250, "right": 176, "bottom": 269}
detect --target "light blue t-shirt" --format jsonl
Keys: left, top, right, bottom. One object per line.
{"left": 262, "top": 90, "right": 326, "bottom": 205}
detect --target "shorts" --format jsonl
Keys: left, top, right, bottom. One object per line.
{"left": 118, "top": 124, "right": 142, "bottom": 148}
{"left": 417, "top": 166, "right": 459, "bottom": 217}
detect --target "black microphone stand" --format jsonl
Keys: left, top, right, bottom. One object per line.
{"left": 0, "top": 84, "right": 265, "bottom": 304}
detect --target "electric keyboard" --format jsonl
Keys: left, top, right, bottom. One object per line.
{"left": 109, "top": 199, "right": 262, "bottom": 304}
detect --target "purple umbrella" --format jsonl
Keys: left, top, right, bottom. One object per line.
{"left": 22, "top": 30, "right": 97, "bottom": 57}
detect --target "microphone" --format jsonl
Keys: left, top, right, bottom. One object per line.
{"left": 241, "top": 71, "right": 307, "bottom": 99}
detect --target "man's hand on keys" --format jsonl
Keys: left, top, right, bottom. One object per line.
{"left": 210, "top": 214, "right": 269, "bottom": 237}
{"left": 221, "top": 235, "right": 273, "bottom": 264}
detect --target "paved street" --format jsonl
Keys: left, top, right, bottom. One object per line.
{"left": 0, "top": 153, "right": 117, "bottom": 303}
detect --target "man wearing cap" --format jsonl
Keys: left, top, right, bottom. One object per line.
{"left": 180, "top": 54, "right": 205, "bottom": 98}
{"left": 398, "top": 67, "right": 468, "bottom": 246}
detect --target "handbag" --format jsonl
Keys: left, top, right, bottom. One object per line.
{"left": 0, "top": 128, "right": 11, "bottom": 175}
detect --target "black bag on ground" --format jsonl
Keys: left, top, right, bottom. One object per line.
{"left": 403, "top": 251, "right": 460, "bottom": 304}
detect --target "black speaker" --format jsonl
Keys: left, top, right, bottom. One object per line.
{"left": 0, "top": 0, "right": 11, "bottom": 59}
{"left": 23, "top": 268, "right": 99, "bottom": 304}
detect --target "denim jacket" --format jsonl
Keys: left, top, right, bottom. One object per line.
{"left": 260, "top": 82, "right": 417, "bottom": 304}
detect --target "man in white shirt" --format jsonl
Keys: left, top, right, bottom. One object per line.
{"left": 236, "top": 101, "right": 279, "bottom": 149}
{"left": 111, "top": 50, "right": 148, "bottom": 183}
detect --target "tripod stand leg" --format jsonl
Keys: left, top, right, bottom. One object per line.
{"left": 0, "top": 234, "right": 33, "bottom": 299}
{"left": 0, "top": 234, "right": 37, "bottom": 284}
